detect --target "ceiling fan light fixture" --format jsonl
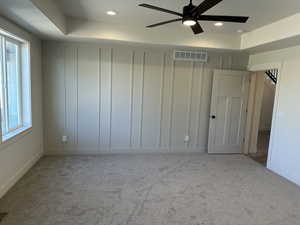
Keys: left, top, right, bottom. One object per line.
{"left": 183, "top": 19, "right": 196, "bottom": 26}
{"left": 139, "top": 0, "right": 249, "bottom": 35}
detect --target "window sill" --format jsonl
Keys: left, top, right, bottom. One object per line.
{"left": 0, "top": 125, "right": 32, "bottom": 151}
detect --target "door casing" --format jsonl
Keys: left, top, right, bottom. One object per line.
{"left": 246, "top": 62, "right": 282, "bottom": 169}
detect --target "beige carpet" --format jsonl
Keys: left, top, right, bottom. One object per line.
{"left": 0, "top": 154, "right": 300, "bottom": 225}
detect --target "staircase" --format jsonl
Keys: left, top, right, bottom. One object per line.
{"left": 265, "top": 69, "right": 278, "bottom": 84}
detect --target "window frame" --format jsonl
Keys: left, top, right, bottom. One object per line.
{"left": 0, "top": 29, "right": 32, "bottom": 144}
{"left": 1, "top": 36, "right": 23, "bottom": 135}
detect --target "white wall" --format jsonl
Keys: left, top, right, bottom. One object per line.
{"left": 0, "top": 17, "right": 43, "bottom": 198}
{"left": 43, "top": 41, "right": 248, "bottom": 154}
{"left": 259, "top": 78, "right": 275, "bottom": 131}
{"left": 249, "top": 45, "right": 300, "bottom": 186}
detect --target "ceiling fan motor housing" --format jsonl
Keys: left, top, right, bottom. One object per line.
{"left": 182, "top": 3, "right": 197, "bottom": 24}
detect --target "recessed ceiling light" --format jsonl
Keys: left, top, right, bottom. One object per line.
{"left": 214, "top": 22, "right": 223, "bottom": 27}
{"left": 237, "top": 29, "right": 244, "bottom": 33}
{"left": 107, "top": 10, "right": 117, "bottom": 16}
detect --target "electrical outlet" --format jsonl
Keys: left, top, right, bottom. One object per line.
{"left": 62, "top": 136, "right": 68, "bottom": 143}
{"left": 184, "top": 135, "right": 190, "bottom": 143}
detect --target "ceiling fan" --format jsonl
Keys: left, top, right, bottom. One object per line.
{"left": 139, "top": 0, "right": 249, "bottom": 34}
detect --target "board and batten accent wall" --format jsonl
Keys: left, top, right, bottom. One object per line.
{"left": 43, "top": 41, "right": 248, "bottom": 154}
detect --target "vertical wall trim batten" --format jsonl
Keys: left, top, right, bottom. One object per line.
{"left": 98, "top": 48, "right": 101, "bottom": 148}
{"left": 139, "top": 52, "right": 146, "bottom": 148}
{"left": 129, "top": 51, "right": 134, "bottom": 147}
{"left": 236, "top": 74, "right": 248, "bottom": 144}
{"left": 196, "top": 64, "right": 205, "bottom": 147}
{"left": 109, "top": 48, "right": 113, "bottom": 149}
{"left": 186, "top": 61, "right": 195, "bottom": 148}
{"left": 219, "top": 55, "right": 223, "bottom": 69}
{"left": 168, "top": 60, "right": 175, "bottom": 150}
{"left": 229, "top": 55, "right": 233, "bottom": 69}
{"left": 75, "top": 47, "right": 79, "bottom": 145}
{"left": 63, "top": 46, "right": 67, "bottom": 143}
{"left": 71, "top": 46, "right": 76, "bottom": 146}
{"left": 158, "top": 53, "right": 166, "bottom": 148}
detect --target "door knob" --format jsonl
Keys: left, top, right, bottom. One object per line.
{"left": 211, "top": 115, "right": 216, "bottom": 119}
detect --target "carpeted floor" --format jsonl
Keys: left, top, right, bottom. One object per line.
{"left": 0, "top": 154, "right": 300, "bottom": 225}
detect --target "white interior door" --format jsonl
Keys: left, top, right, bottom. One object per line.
{"left": 208, "top": 70, "right": 249, "bottom": 154}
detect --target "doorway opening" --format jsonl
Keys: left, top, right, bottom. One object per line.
{"left": 244, "top": 69, "right": 278, "bottom": 166}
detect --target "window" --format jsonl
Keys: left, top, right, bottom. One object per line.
{"left": 0, "top": 32, "right": 31, "bottom": 142}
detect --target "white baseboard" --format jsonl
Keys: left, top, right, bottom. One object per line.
{"left": 45, "top": 147, "right": 207, "bottom": 155}
{"left": 0, "top": 150, "right": 43, "bottom": 199}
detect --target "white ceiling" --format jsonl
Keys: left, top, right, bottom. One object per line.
{"left": 54, "top": 0, "right": 300, "bottom": 33}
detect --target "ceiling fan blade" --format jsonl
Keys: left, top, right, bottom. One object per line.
{"left": 146, "top": 19, "right": 182, "bottom": 28}
{"left": 198, "top": 15, "right": 249, "bottom": 23}
{"left": 192, "top": 0, "right": 223, "bottom": 16}
{"left": 139, "top": 4, "right": 183, "bottom": 17}
{"left": 191, "top": 22, "right": 204, "bottom": 34}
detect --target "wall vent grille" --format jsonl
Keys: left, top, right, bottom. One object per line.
{"left": 173, "top": 50, "right": 208, "bottom": 62}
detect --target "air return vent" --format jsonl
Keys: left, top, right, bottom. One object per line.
{"left": 174, "top": 50, "right": 208, "bottom": 62}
